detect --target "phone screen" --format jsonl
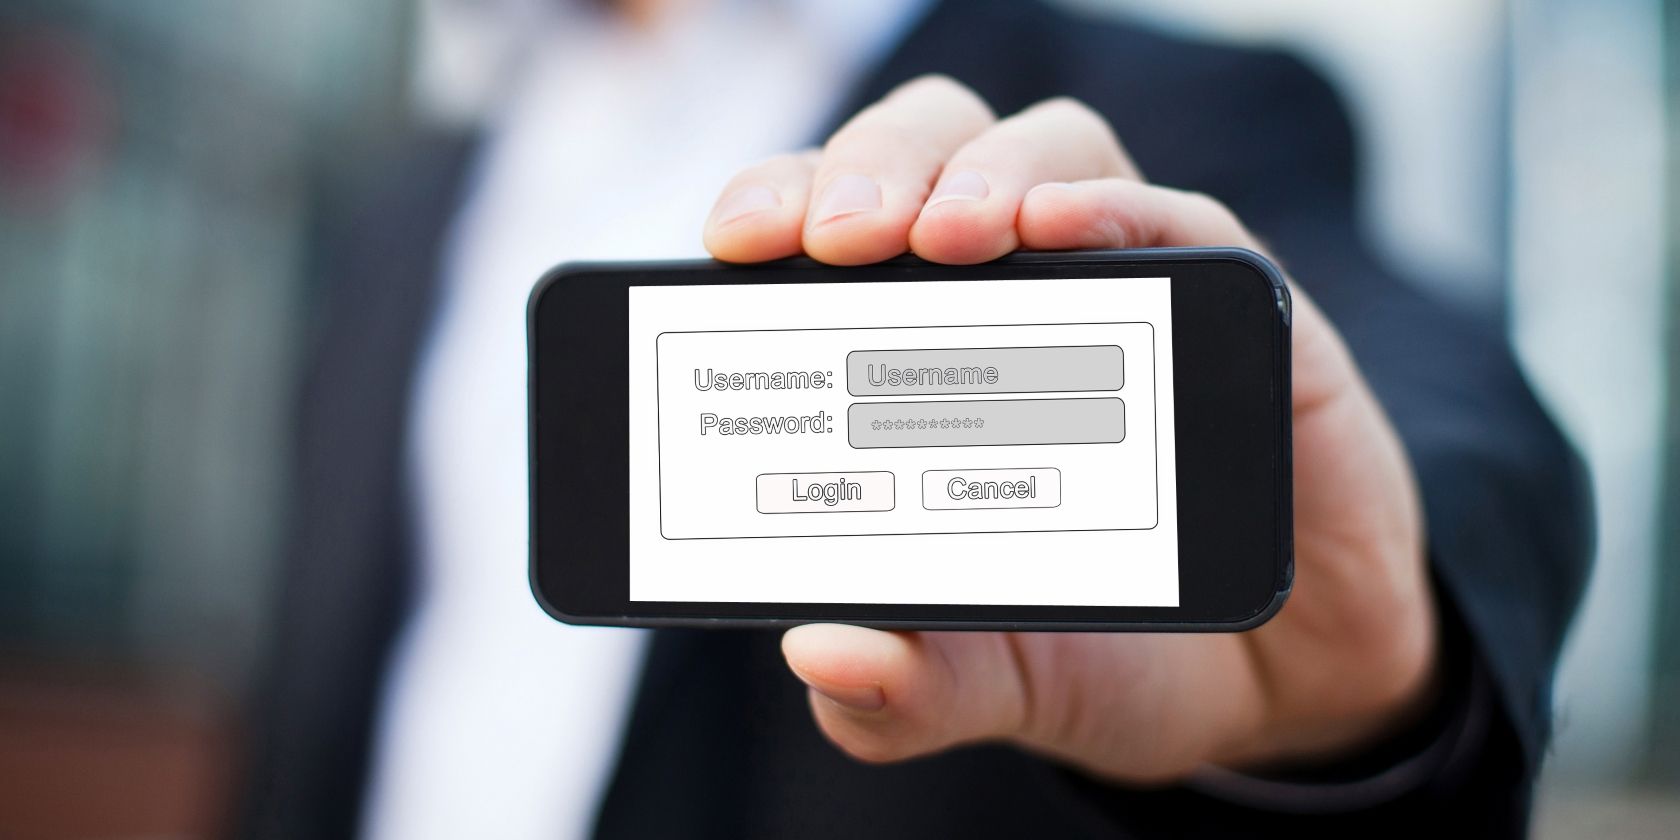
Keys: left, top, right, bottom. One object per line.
{"left": 626, "top": 277, "right": 1178, "bottom": 607}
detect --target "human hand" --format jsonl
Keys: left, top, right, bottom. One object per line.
{"left": 701, "top": 76, "right": 1438, "bottom": 781}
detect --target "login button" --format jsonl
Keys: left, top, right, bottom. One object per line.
{"left": 756, "top": 471, "right": 895, "bottom": 514}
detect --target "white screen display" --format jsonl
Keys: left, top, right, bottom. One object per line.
{"left": 627, "top": 277, "right": 1178, "bottom": 606}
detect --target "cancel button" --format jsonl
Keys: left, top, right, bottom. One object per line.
{"left": 922, "top": 468, "right": 1062, "bottom": 511}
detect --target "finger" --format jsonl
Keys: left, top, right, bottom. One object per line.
{"left": 703, "top": 150, "right": 820, "bottom": 263}
{"left": 1016, "top": 178, "right": 1356, "bottom": 416}
{"left": 911, "top": 97, "right": 1138, "bottom": 264}
{"left": 781, "top": 624, "right": 1026, "bottom": 763}
{"left": 801, "top": 75, "right": 995, "bottom": 265}
{"left": 1017, "top": 178, "right": 1255, "bottom": 253}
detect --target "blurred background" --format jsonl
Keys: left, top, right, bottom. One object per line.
{"left": 0, "top": 0, "right": 1671, "bottom": 836}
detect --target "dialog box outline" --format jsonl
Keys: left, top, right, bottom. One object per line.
{"left": 653, "top": 321, "right": 1160, "bottom": 540}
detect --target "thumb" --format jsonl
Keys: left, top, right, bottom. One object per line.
{"left": 781, "top": 624, "right": 1028, "bottom": 763}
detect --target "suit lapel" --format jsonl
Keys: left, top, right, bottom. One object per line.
{"left": 243, "top": 132, "right": 479, "bottom": 839}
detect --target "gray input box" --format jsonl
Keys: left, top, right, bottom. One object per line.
{"left": 847, "top": 345, "right": 1123, "bottom": 396}
{"left": 849, "top": 398, "right": 1125, "bottom": 448}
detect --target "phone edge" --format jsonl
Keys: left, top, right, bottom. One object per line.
{"left": 526, "top": 248, "right": 1293, "bottom": 632}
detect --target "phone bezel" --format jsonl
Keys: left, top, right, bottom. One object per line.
{"left": 528, "top": 248, "right": 1292, "bottom": 631}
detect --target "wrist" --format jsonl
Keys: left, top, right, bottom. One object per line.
{"left": 1217, "top": 583, "right": 1443, "bottom": 773}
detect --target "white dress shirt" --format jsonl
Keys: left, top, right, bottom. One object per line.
{"left": 361, "top": 3, "right": 926, "bottom": 839}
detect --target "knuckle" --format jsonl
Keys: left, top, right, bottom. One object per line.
{"left": 822, "top": 76, "right": 994, "bottom": 164}
{"left": 899, "top": 73, "right": 973, "bottom": 102}
{"left": 824, "top": 117, "right": 948, "bottom": 169}
{"left": 893, "top": 73, "right": 996, "bottom": 122}
{"left": 828, "top": 100, "right": 890, "bottom": 142}
{"left": 1031, "top": 95, "right": 1104, "bottom": 128}
{"left": 1014, "top": 97, "right": 1130, "bottom": 174}
{"left": 1175, "top": 188, "right": 1236, "bottom": 223}
{"left": 899, "top": 73, "right": 965, "bottom": 95}
{"left": 1094, "top": 204, "right": 1147, "bottom": 248}
{"left": 754, "top": 149, "right": 815, "bottom": 174}
{"left": 781, "top": 147, "right": 822, "bottom": 165}
{"left": 840, "top": 733, "right": 911, "bottom": 765}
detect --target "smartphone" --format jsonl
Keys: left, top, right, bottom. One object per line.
{"left": 528, "top": 248, "right": 1292, "bottom": 631}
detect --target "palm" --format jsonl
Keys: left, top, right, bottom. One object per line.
{"left": 783, "top": 293, "right": 1434, "bottom": 780}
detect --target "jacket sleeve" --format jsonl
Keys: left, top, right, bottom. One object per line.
{"left": 1065, "top": 44, "right": 1594, "bottom": 836}
{"left": 1217, "top": 51, "right": 1596, "bottom": 783}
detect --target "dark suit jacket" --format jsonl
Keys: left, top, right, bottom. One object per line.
{"left": 239, "top": 2, "right": 1593, "bottom": 837}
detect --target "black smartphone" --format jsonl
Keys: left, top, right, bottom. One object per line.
{"left": 528, "top": 248, "right": 1291, "bottom": 631}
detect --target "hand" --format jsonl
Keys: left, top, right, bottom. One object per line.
{"left": 701, "top": 76, "right": 1439, "bottom": 781}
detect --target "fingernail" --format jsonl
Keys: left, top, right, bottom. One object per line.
{"left": 925, "top": 170, "right": 990, "bottom": 208}
{"left": 810, "top": 682, "right": 886, "bottom": 713}
{"left": 712, "top": 185, "right": 781, "bottom": 224}
{"left": 1026, "top": 181, "right": 1076, "bottom": 198}
{"left": 812, "top": 174, "right": 881, "bottom": 223}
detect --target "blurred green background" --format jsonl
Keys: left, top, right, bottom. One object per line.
{"left": 0, "top": 0, "right": 1674, "bottom": 836}
{"left": 0, "top": 0, "right": 408, "bottom": 675}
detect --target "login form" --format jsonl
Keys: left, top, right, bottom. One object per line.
{"left": 628, "top": 277, "right": 1178, "bottom": 607}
